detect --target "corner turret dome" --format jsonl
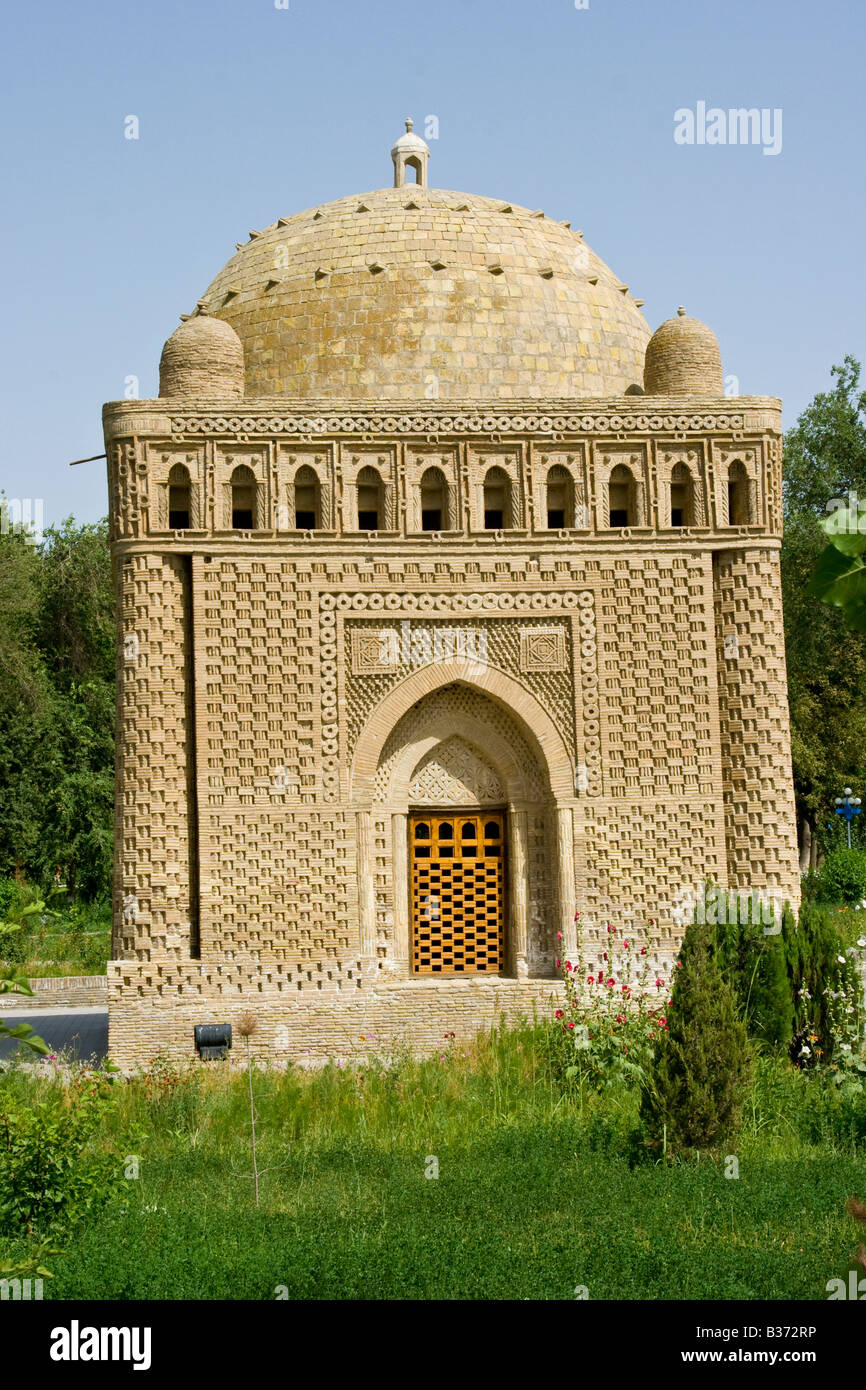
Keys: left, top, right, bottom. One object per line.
{"left": 158, "top": 313, "right": 245, "bottom": 400}
{"left": 643, "top": 307, "right": 723, "bottom": 396}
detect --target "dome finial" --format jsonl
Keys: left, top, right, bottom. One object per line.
{"left": 391, "top": 116, "right": 430, "bottom": 189}
{"left": 677, "top": 305, "right": 687, "bottom": 316}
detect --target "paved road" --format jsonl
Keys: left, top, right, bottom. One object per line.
{"left": 0, "top": 1011, "right": 108, "bottom": 1063}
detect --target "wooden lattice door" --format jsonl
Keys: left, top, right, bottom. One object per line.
{"left": 410, "top": 811, "right": 506, "bottom": 974}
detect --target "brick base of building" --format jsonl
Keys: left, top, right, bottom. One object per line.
{"left": 107, "top": 975, "right": 577, "bottom": 1069}
{"left": 105, "top": 938, "right": 688, "bottom": 1068}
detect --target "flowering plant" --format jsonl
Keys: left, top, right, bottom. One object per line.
{"left": 544, "top": 916, "right": 672, "bottom": 1093}
{"left": 819, "top": 940, "right": 866, "bottom": 1096}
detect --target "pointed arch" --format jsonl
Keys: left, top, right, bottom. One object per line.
{"left": 167, "top": 463, "right": 192, "bottom": 529}
{"left": 357, "top": 466, "right": 384, "bottom": 531}
{"left": 608, "top": 463, "right": 636, "bottom": 528}
{"left": 293, "top": 464, "right": 320, "bottom": 530}
{"left": 350, "top": 660, "right": 574, "bottom": 801}
{"left": 727, "top": 459, "right": 751, "bottom": 525}
{"left": 483, "top": 467, "right": 512, "bottom": 530}
{"left": 546, "top": 465, "right": 574, "bottom": 529}
{"left": 419, "top": 466, "right": 450, "bottom": 531}
{"left": 230, "top": 464, "right": 257, "bottom": 530}
{"left": 669, "top": 461, "right": 695, "bottom": 527}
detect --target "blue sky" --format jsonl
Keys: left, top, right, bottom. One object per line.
{"left": 1, "top": 0, "right": 863, "bottom": 526}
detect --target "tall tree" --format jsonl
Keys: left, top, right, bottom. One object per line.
{"left": 781, "top": 357, "right": 866, "bottom": 862}
{"left": 0, "top": 517, "right": 114, "bottom": 897}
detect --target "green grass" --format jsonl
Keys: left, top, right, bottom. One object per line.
{"left": 3, "top": 1026, "right": 865, "bottom": 1301}
{"left": 0, "top": 893, "right": 111, "bottom": 977}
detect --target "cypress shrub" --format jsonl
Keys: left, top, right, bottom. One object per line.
{"left": 782, "top": 902, "right": 861, "bottom": 1065}
{"left": 641, "top": 921, "right": 751, "bottom": 1152}
{"left": 701, "top": 888, "right": 793, "bottom": 1049}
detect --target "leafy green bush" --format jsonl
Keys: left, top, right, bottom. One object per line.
{"left": 817, "top": 848, "right": 866, "bottom": 905}
{"left": 641, "top": 921, "right": 751, "bottom": 1152}
{"left": 0, "top": 878, "right": 23, "bottom": 922}
{"left": 0, "top": 1072, "right": 125, "bottom": 1237}
{"left": 0, "top": 881, "right": 110, "bottom": 975}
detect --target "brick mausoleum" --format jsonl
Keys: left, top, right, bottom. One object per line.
{"left": 102, "top": 122, "right": 800, "bottom": 1066}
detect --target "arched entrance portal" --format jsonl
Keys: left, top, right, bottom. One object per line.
{"left": 354, "top": 677, "right": 574, "bottom": 980}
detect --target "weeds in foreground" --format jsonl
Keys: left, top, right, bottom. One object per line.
{"left": 2, "top": 1024, "right": 866, "bottom": 1299}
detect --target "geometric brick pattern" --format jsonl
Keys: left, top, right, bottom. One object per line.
{"left": 712, "top": 549, "right": 801, "bottom": 899}
{"left": 596, "top": 554, "right": 718, "bottom": 799}
{"left": 408, "top": 737, "right": 505, "bottom": 806}
{"left": 520, "top": 628, "right": 568, "bottom": 672}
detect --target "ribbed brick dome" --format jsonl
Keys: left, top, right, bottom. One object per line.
{"left": 196, "top": 187, "right": 651, "bottom": 401}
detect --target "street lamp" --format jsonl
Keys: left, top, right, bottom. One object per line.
{"left": 834, "top": 787, "right": 862, "bottom": 849}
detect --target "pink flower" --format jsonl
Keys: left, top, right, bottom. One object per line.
{"left": 566, "top": 961, "right": 573, "bottom": 972}
{"left": 603, "top": 952, "right": 608, "bottom": 961}
{"left": 655, "top": 978, "right": 665, "bottom": 988}
{"left": 555, "top": 1009, "right": 564, "bottom": 1019}
{"left": 623, "top": 940, "right": 629, "bottom": 949}
{"left": 675, "top": 960, "right": 682, "bottom": 969}
{"left": 640, "top": 946, "right": 647, "bottom": 956}
{"left": 606, "top": 977, "right": 615, "bottom": 988}
{"left": 622, "top": 985, "right": 629, "bottom": 994}
{"left": 587, "top": 975, "right": 595, "bottom": 984}
{"left": 557, "top": 931, "right": 563, "bottom": 941}
{"left": 597, "top": 971, "right": 604, "bottom": 984}
{"left": 616, "top": 1014, "right": 624, "bottom": 1023}
{"left": 659, "top": 1016, "right": 667, "bottom": 1027}
{"left": 567, "top": 1021, "right": 575, "bottom": 1030}
{"left": 556, "top": 958, "right": 561, "bottom": 969}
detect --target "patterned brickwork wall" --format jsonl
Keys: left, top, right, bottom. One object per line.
{"left": 114, "top": 553, "right": 195, "bottom": 961}
{"left": 193, "top": 558, "right": 361, "bottom": 981}
{"left": 596, "top": 553, "right": 720, "bottom": 799}
{"left": 578, "top": 801, "right": 727, "bottom": 942}
{"left": 713, "top": 549, "right": 801, "bottom": 906}
{"left": 105, "top": 957, "right": 687, "bottom": 1071}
